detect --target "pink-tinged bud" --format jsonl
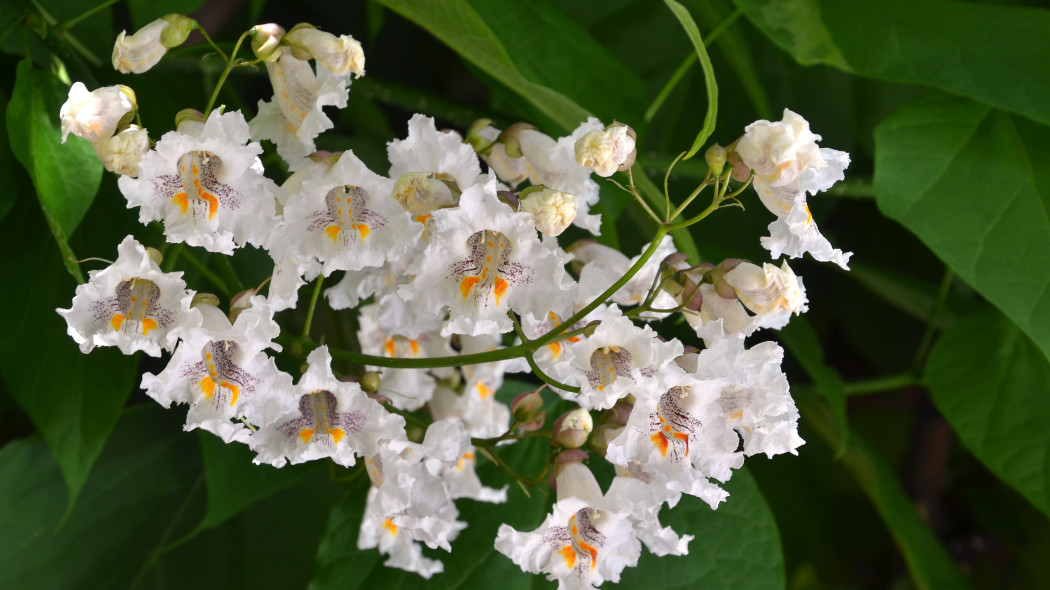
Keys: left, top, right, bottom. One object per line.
{"left": 511, "top": 390, "right": 546, "bottom": 431}
{"left": 728, "top": 149, "right": 750, "bottom": 183}
{"left": 608, "top": 398, "right": 634, "bottom": 426}
{"left": 552, "top": 409, "right": 593, "bottom": 449}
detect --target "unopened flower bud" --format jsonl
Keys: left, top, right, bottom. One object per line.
{"left": 174, "top": 108, "right": 206, "bottom": 135}
{"left": 112, "top": 15, "right": 191, "bottom": 74}
{"left": 498, "top": 122, "right": 537, "bottom": 159}
{"left": 92, "top": 125, "right": 149, "bottom": 177}
{"left": 607, "top": 398, "right": 633, "bottom": 427}
{"left": 465, "top": 119, "right": 495, "bottom": 153}
{"left": 284, "top": 25, "right": 365, "bottom": 77}
{"left": 552, "top": 408, "right": 593, "bottom": 449}
{"left": 60, "top": 83, "right": 134, "bottom": 143}
{"left": 727, "top": 150, "right": 750, "bottom": 183}
{"left": 511, "top": 390, "right": 546, "bottom": 431}
{"left": 191, "top": 292, "right": 220, "bottom": 308}
{"left": 360, "top": 371, "right": 382, "bottom": 394}
{"left": 518, "top": 185, "right": 578, "bottom": 236}
{"left": 574, "top": 121, "right": 637, "bottom": 177}
{"left": 159, "top": 14, "right": 195, "bottom": 48}
{"left": 705, "top": 144, "right": 727, "bottom": 176}
{"left": 392, "top": 172, "right": 460, "bottom": 217}
{"left": 706, "top": 258, "right": 746, "bottom": 300}
{"left": 723, "top": 260, "right": 805, "bottom": 316}
{"left": 248, "top": 23, "right": 283, "bottom": 62}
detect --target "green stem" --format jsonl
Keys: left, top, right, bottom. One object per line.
{"left": 56, "top": 0, "right": 120, "bottom": 30}
{"left": 195, "top": 25, "right": 228, "bottom": 62}
{"left": 843, "top": 372, "right": 920, "bottom": 396}
{"left": 912, "top": 267, "right": 954, "bottom": 369}
{"left": 382, "top": 401, "right": 430, "bottom": 429}
{"left": 666, "top": 193, "right": 721, "bottom": 230}
{"left": 203, "top": 30, "right": 249, "bottom": 114}
{"left": 31, "top": 0, "right": 101, "bottom": 66}
{"left": 535, "top": 225, "right": 670, "bottom": 348}
{"left": 280, "top": 333, "right": 528, "bottom": 369}
{"left": 180, "top": 249, "right": 229, "bottom": 295}
{"left": 301, "top": 276, "right": 325, "bottom": 340}
{"left": 511, "top": 314, "right": 581, "bottom": 394}
{"left": 624, "top": 169, "right": 663, "bottom": 223}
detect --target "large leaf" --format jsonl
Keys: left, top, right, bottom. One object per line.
{"left": 7, "top": 59, "right": 103, "bottom": 282}
{"left": 0, "top": 195, "right": 139, "bottom": 510}
{"left": 732, "top": 0, "right": 1050, "bottom": 126}
{"left": 874, "top": 93, "right": 1050, "bottom": 363}
{"left": 0, "top": 406, "right": 202, "bottom": 589}
{"left": 192, "top": 431, "right": 312, "bottom": 533}
{"left": 373, "top": 0, "right": 600, "bottom": 132}
{"left": 925, "top": 308, "right": 1050, "bottom": 518}
{"left": 616, "top": 468, "right": 784, "bottom": 590}
{"left": 663, "top": 0, "right": 717, "bottom": 160}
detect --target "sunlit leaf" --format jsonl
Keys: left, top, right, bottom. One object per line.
{"left": 875, "top": 93, "right": 1050, "bottom": 363}
{"left": 733, "top": 0, "right": 1050, "bottom": 125}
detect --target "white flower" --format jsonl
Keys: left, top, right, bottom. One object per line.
{"left": 387, "top": 114, "right": 484, "bottom": 192}
{"left": 270, "top": 150, "right": 416, "bottom": 275}
{"left": 518, "top": 118, "right": 604, "bottom": 234}
{"left": 475, "top": 124, "right": 528, "bottom": 185}
{"left": 519, "top": 187, "right": 578, "bottom": 236}
{"left": 574, "top": 122, "right": 635, "bottom": 177}
{"left": 140, "top": 297, "right": 294, "bottom": 442}
{"left": 738, "top": 109, "right": 852, "bottom": 269}
{"left": 573, "top": 235, "right": 680, "bottom": 315}
{"left": 112, "top": 18, "right": 169, "bottom": 74}
{"left": 604, "top": 369, "right": 740, "bottom": 509}
{"left": 119, "top": 110, "right": 280, "bottom": 253}
{"left": 60, "top": 82, "right": 133, "bottom": 143}
{"left": 92, "top": 125, "right": 149, "bottom": 176}
{"left": 401, "top": 177, "right": 575, "bottom": 337}
{"left": 551, "top": 306, "right": 683, "bottom": 410}
{"left": 723, "top": 261, "right": 805, "bottom": 316}
{"left": 57, "top": 235, "right": 201, "bottom": 357}
{"left": 284, "top": 28, "right": 365, "bottom": 78}
{"left": 430, "top": 384, "right": 510, "bottom": 440}
{"left": 690, "top": 336, "right": 804, "bottom": 458}
{"left": 250, "top": 346, "right": 406, "bottom": 467}
{"left": 495, "top": 462, "right": 642, "bottom": 589}
{"left": 250, "top": 53, "right": 351, "bottom": 168}
{"left": 358, "top": 487, "right": 445, "bottom": 579}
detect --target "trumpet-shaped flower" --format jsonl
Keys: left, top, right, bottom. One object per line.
{"left": 60, "top": 82, "right": 133, "bottom": 143}
{"left": 58, "top": 235, "right": 200, "bottom": 357}
{"left": 251, "top": 346, "right": 406, "bottom": 467}
{"left": 119, "top": 110, "right": 280, "bottom": 253}
{"left": 401, "top": 177, "right": 575, "bottom": 337}
{"left": 388, "top": 114, "right": 484, "bottom": 193}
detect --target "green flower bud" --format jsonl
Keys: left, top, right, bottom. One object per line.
{"left": 159, "top": 14, "right": 196, "bottom": 49}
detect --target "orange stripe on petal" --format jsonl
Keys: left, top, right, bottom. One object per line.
{"left": 459, "top": 276, "right": 480, "bottom": 299}
{"left": 651, "top": 432, "right": 669, "bottom": 457}
{"left": 298, "top": 428, "right": 314, "bottom": 444}
{"left": 493, "top": 277, "right": 509, "bottom": 306}
{"left": 110, "top": 314, "right": 125, "bottom": 332}
{"left": 329, "top": 428, "right": 345, "bottom": 444}
{"left": 559, "top": 546, "right": 576, "bottom": 570}
{"left": 173, "top": 192, "right": 188, "bottom": 215}
{"left": 202, "top": 193, "right": 219, "bottom": 220}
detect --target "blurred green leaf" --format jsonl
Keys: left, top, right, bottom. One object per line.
{"left": 373, "top": 0, "right": 594, "bottom": 132}
{"left": 778, "top": 316, "right": 848, "bottom": 454}
{"left": 663, "top": 0, "right": 717, "bottom": 160}
{"left": 733, "top": 0, "right": 1050, "bottom": 126}
{"left": 0, "top": 405, "right": 202, "bottom": 589}
{"left": 617, "top": 468, "right": 784, "bottom": 590}
{"left": 0, "top": 89, "right": 21, "bottom": 224}
{"left": 875, "top": 93, "right": 1050, "bottom": 363}
{"left": 126, "top": 0, "right": 207, "bottom": 29}
{"left": 7, "top": 59, "right": 103, "bottom": 282}
{"left": 849, "top": 262, "right": 958, "bottom": 330}
{"left": 925, "top": 307, "right": 1050, "bottom": 518}
{"left": 0, "top": 197, "right": 138, "bottom": 510}
{"left": 191, "top": 431, "right": 313, "bottom": 534}
{"left": 797, "top": 392, "right": 973, "bottom": 590}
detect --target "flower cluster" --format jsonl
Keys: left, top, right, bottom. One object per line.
{"left": 57, "top": 16, "right": 851, "bottom": 588}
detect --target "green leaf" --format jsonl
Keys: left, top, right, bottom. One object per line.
{"left": 0, "top": 195, "right": 139, "bottom": 511}
{"left": 373, "top": 0, "right": 595, "bottom": 132}
{"left": 925, "top": 307, "right": 1050, "bottom": 518}
{"left": 0, "top": 89, "right": 22, "bottom": 224}
{"left": 617, "top": 468, "right": 784, "bottom": 589}
{"left": 192, "top": 431, "right": 313, "bottom": 533}
{"left": 126, "top": 0, "right": 207, "bottom": 29}
{"left": 797, "top": 393, "right": 973, "bottom": 590}
{"left": 732, "top": 0, "right": 1050, "bottom": 126}
{"left": 0, "top": 405, "right": 202, "bottom": 589}
{"left": 778, "top": 316, "right": 848, "bottom": 455}
{"left": 7, "top": 59, "right": 103, "bottom": 282}
{"left": 663, "top": 0, "right": 717, "bottom": 160}
{"left": 874, "top": 93, "right": 1050, "bottom": 363}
